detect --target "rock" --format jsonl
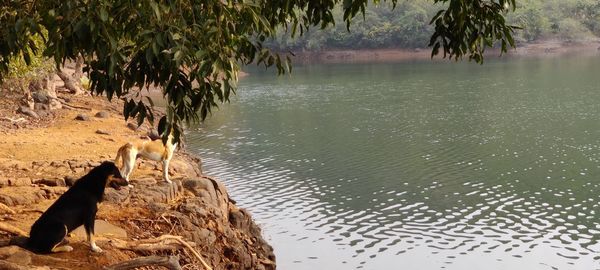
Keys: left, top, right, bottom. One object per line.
{"left": 95, "top": 129, "right": 111, "bottom": 135}
{"left": 9, "top": 177, "right": 31, "bottom": 186}
{"left": 49, "top": 161, "right": 63, "bottom": 167}
{"left": 127, "top": 122, "right": 139, "bottom": 131}
{"left": 75, "top": 114, "right": 89, "bottom": 121}
{"left": 0, "top": 195, "right": 14, "bottom": 206}
{"left": 89, "top": 161, "right": 101, "bottom": 167}
{"left": 15, "top": 162, "right": 31, "bottom": 172}
{"left": 64, "top": 176, "right": 77, "bottom": 186}
{"left": 31, "top": 161, "right": 47, "bottom": 168}
{"left": 73, "top": 167, "right": 84, "bottom": 174}
{"left": 179, "top": 201, "right": 209, "bottom": 219}
{"left": 72, "top": 220, "right": 128, "bottom": 239}
{"left": 148, "top": 202, "right": 169, "bottom": 213}
{"left": 192, "top": 228, "right": 216, "bottom": 245}
{"left": 33, "top": 103, "right": 49, "bottom": 111}
{"left": 0, "top": 176, "right": 8, "bottom": 187}
{"left": 229, "top": 208, "right": 258, "bottom": 235}
{"left": 0, "top": 246, "right": 52, "bottom": 270}
{"left": 68, "top": 160, "right": 87, "bottom": 169}
{"left": 39, "top": 186, "right": 68, "bottom": 198}
{"left": 17, "top": 106, "right": 39, "bottom": 119}
{"left": 0, "top": 188, "right": 46, "bottom": 206}
{"left": 35, "top": 110, "right": 50, "bottom": 118}
{"left": 183, "top": 178, "right": 217, "bottom": 200}
{"left": 103, "top": 187, "right": 130, "bottom": 203}
{"left": 31, "top": 91, "right": 49, "bottom": 104}
{"left": 182, "top": 178, "right": 230, "bottom": 221}
{"left": 94, "top": 111, "right": 110, "bottom": 118}
{"left": 170, "top": 160, "right": 200, "bottom": 178}
{"left": 34, "top": 178, "right": 66, "bottom": 187}
{"left": 5, "top": 249, "right": 31, "bottom": 266}
{"left": 48, "top": 99, "right": 62, "bottom": 110}
{"left": 129, "top": 181, "right": 184, "bottom": 204}
{"left": 0, "top": 246, "right": 20, "bottom": 258}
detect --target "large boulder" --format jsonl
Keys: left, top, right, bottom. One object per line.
{"left": 129, "top": 181, "right": 184, "bottom": 204}
{"left": 182, "top": 177, "right": 230, "bottom": 221}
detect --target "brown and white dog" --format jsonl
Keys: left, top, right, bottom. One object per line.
{"left": 114, "top": 134, "right": 178, "bottom": 184}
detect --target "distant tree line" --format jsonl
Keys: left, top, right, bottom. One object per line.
{"left": 266, "top": 0, "right": 600, "bottom": 51}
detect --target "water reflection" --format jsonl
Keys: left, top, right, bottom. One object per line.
{"left": 187, "top": 54, "right": 600, "bottom": 270}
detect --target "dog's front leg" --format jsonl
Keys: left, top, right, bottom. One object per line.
{"left": 85, "top": 210, "right": 102, "bottom": 253}
{"left": 88, "top": 233, "right": 102, "bottom": 253}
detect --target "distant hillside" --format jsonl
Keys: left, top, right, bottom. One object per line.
{"left": 266, "top": 0, "right": 600, "bottom": 51}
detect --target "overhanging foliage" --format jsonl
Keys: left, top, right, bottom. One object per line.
{"left": 0, "top": 0, "right": 518, "bottom": 143}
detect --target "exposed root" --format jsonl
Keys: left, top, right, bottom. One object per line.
{"left": 0, "top": 222, "right": 27, "bottom": 237}
{"left": 103, "top": 255, "right": 182, "bottom": 270}
{"left": 0, "top": 117, "right": 27, "bottom": 124}
{"left": 56, "top": 70, "right": 85, "bottom": 96}
{"left": 0, "top": 203, "right": 16, "bottom": 215}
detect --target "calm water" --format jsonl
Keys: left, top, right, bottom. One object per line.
{"left": 186, "top": 54, "right": 600, "bottom": 270}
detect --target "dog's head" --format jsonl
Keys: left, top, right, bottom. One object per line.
{"left": 99, "top": 161, "right": 129, "bottom": 190}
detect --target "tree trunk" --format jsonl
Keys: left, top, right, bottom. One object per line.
{"left": 57, "top": 70, "right": 84, "bottom": 95}
{"left": 73, "top": 56, "right": 84, "bottom": 81}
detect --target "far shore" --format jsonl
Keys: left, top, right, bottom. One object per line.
{"left": 281, "top": 41, "right": 600, "bottom": 65}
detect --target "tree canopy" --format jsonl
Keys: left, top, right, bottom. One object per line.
{"left": 0, "top": 0, "right": 517, "bottom": 142}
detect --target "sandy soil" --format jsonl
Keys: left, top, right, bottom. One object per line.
{"left": 0, "top": 97, "right": 132, "bottom": 163}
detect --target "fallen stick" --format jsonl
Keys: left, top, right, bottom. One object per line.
{"left": 103, "top": 255, "right": 182, "bottom": 270}
{"left": 110, "top": 234, "right": 195, "bottom": 251}
{"left": 0, "top": 117, "right": 27, "bottom": 124}
{"left": 110, "top": 235, "right": 212, "bottom": 270}
{"left": 0, "top": 222, "right": 27, "bottom": 237}
{"left": 169, "top": 236, "right": 213, "bottom": 270}
{"left": 48, "top": 96, "right": 91, "bottom": 111}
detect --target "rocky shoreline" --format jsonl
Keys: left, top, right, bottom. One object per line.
{"left": 0, "top": 89, "right": 275, "bottom": 269}
{"left": 287, "top": 41, "right": 600, "bottom": 64}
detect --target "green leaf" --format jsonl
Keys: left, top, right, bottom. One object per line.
{"left": 174, "top": 50, "right": 183, "bottom": 62}
{"left": 99, "top": 7, "right": 108, "bottom": 22}
{"left": 150, "top": 1, "right": 161, "bottom": 21}
{"left": 157, "top": 116, "right": 167, "bottom": 135}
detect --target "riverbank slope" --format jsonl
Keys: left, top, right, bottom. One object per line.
{"left": 0, "top": 89, "right": 275, "bottom": 269}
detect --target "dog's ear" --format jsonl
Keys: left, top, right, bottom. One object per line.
{"left": 106, "top": 174, "right": 128, "bottom": 190}
{"left": 101, "top": 161, "right": 115, "bottom": 167}
{"left": 102, "top": 161, "right": 128, "bottom": 189}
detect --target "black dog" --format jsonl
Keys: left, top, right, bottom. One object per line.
{"left": 27, "top": 161, "right": 128, "bottom": 253}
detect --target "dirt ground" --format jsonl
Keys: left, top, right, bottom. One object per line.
{"left": 1, "top": 96, "right": 131, "bottom": 162}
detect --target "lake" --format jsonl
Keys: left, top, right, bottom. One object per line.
{"left": 186, "top": 53, "right": 600, "bottom": 270}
